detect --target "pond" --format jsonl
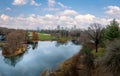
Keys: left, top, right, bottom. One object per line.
{"left": 0, "top": 41, "right": 81, "bottom": 76}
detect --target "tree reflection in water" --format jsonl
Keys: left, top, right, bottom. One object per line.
{"left": 55, "top": 41, "right": 68, "bottom": 47}
{"left": 32, "top": 42, "right": 38, "bottom": 50}
{"left": 3, "top": 48, "right": 28, "bottom": 67}
{"left": 3, "top": 41, "right": 39, "bottom": 66}
{"left": 71, "top": 40, "right": 80, "bottom": 45}
{"left": 4, "top": 54, "right": 23, "bottom": 66}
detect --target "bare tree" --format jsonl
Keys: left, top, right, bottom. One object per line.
{"left": 2, "top": 30, "right": 27, "bottom": 55}
{"left": 87, "top": 23, "right": 103, "bottom": 52}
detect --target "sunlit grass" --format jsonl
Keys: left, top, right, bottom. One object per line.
{"left": 38, "top": 33, "right": 53, "bottom": 41}
{"left": 91, "top": 48, "right": 105, "bottom": 58}
{"left": 28, "top": 32, "right": 72, "bottom": 42}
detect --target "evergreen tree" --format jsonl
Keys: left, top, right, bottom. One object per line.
{"left": 104, "top": 19, "right": 120, "bottom": 40}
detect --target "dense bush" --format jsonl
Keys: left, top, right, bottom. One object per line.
{"left": 103, "top": 39, "right": 120, "bottom": 76}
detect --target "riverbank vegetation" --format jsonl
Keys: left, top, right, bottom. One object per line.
{"left": 0, "top": 28, "right": 28, "bottom": 57}
{"left": 28, "top": 30, "right": 80, "bottom": 43}
{"left": 41, "top": 19, "right": 120, "bottom": 76}
{"left": 0, "top": 26, "right": 81, "bottom": 57}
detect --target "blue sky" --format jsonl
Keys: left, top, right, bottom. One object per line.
{"left": 0, "top": 0, "right": 120, "bottom": 29}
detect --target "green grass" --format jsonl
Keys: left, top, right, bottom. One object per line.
{"left": 38, "top": 33, "right": 53, "bottom": 41}
{"left": 28, "top": 32, "right": 53, "bottom": 41}
{"left": 28, "top": 32, "right": 72, "bottom": 42}
{"left": 91, "top": 48, "right": 105, "bottom": 58}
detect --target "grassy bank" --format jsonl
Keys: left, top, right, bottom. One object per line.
{"left": 91, "top": 48, "right": 105, "bottom": 58}
{"left": 0, "top": 42, "right": 6, "bottom": 47}
{"left": 57, "top": 37, "right": 72, "bottom": 43}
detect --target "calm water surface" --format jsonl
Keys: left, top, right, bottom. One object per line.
{"left": 0, "top": 41, "right": 81, "bottom": 76}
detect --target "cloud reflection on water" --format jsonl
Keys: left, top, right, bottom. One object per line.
{"left": 0, "top": 41, "right": 81, "bottom": 76}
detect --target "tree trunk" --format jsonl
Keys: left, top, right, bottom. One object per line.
{"left": 95, "top": 40, "right": 98, "bottom": 52}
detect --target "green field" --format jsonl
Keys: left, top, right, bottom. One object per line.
{"left": 28, "top": 32, "right": 53, "bottom": 41}
{"left": 38, "top": 33, "right": 53, "bottom": 41}
{"left": 28, "top": 32, "right": 72, "bottom": 42}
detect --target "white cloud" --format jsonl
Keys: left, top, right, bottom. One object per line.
{"left": 0, "top": 14, "right": 10, "bottom": 21}
{"left": 48, "top": 0, "right": 56, "bottom": 7}
{"left": 105, "top": 6, "right": 120, "bottom": 18}
{"left": 12, "top": 0, "right": 41, "bottom": 6}
{"left": 59, "top": 10, "right": 78, "bottom": 16}
{"left": 12, "top": 0, "right": 28, "bottom": 5}
{"left": 57, "top": 2, "right": 70, "bottom": 9}
{"left": 44, "top": 7, "right": 59, "bottom": 11}
{"left": 30, "top": 0, "right": 41, "bottom": 6}
{"left": 0, "top": 10, "right": 119, "bottom": 30}
{"left": 6, "top": 7, "right": 11, "bottom": 11}
{"left": 45, "top": 0, "right": 58, "bottom": 11}
{"left": 46, "top": 0, "right": 70, "bottom": 11}
{"left": 75, "top": 14, "right": 95, "bottom": 22}
{"left": 45, "top": 14, "right": 55, "bottom": 19}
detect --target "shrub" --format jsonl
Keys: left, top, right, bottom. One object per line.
{"left": 103, "top": 39, "right": 120, "bottom": 76}
{"left": 81, "top": 45, "right": 94, "bottom": 76}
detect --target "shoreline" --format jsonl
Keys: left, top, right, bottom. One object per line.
{"left": 2, "top": 44, "right": 27, "bottom": 57}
